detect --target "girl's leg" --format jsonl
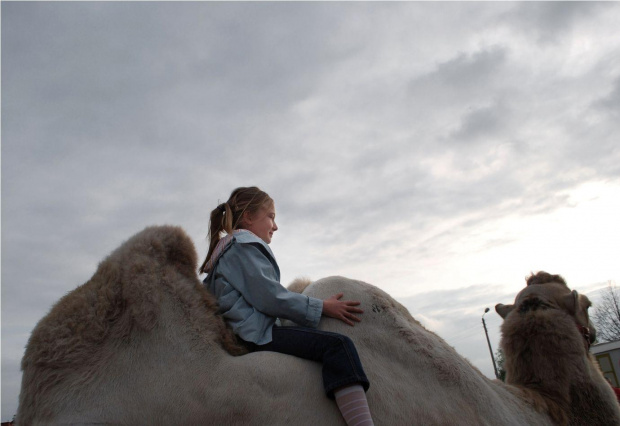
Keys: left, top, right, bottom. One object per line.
{"left": 334, "top": 384, "right": 374, "bottom": 426}
{"left": 253, "top": 326, "right": 373, "bottom": 425}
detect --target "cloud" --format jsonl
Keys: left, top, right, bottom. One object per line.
{"left": 506, "top": 2, "right": 610, "bottom": 45}
{"left": 449, "top": 102, "right": 510, "bottom": 144}
{"left": 410, "top": 47, "right": 508, "bottom": 99}
{"left": 595, "top": 75, "right": 620, "bottom": 116}
{"left": 1, "top": 357, "right": 22, "bottom": 420}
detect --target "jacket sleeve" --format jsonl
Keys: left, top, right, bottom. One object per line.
{"left": 218, "top": 242, "right": 323, "bottom": 328}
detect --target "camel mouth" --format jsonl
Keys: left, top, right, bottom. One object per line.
{"left": 517, "top": 297, "right": 552, "bottom": 313}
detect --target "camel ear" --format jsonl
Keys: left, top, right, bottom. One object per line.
{"left": 495, "top": 303, "right": 514, "bottom": 319}
{"left": 563, "top": 290, "right": 579, "bottom": 315}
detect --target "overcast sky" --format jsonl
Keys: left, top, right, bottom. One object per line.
{"left": 2, "top": 1, "right": 620, "bottom": 420}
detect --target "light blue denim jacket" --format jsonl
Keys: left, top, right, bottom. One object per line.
{"left": 203, "top": 231, "right": 323, "bottom": 345}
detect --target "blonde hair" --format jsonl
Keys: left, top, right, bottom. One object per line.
{"left": 199, "top": 186, "right": 273, "bottom": 274}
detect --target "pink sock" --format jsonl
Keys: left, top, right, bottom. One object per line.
{"left": 334, "top": 384, "right": 374, "bottom": 426}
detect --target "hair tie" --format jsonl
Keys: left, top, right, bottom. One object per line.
{"left": 218, "top": 203, "right": 227, "bottom": 213}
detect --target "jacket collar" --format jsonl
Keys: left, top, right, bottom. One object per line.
{"left": 203, "top": 229, "right": 274, "bottom": 274}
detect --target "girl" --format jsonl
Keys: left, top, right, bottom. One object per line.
{"left": 200, "top": 186, "right": 374, "bottom": 426}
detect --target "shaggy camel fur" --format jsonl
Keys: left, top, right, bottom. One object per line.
{"left": 16, "top": 226, "right": 619, "bottom": 425}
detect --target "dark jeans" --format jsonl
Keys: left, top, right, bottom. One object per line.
{"left": 246, "top": 325, "right": 370, "bottom": 399}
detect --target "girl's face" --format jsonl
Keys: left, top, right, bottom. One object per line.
{"left": 245, "top": 202, "right": 278, "bottom": 244}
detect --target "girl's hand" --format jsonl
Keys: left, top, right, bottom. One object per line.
{"left": 322, "top": 293, "right": 364, "bottom": 326}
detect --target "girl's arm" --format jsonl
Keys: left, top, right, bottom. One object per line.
{"left": 220, "top": 243, "right": 323, "bottom": 327}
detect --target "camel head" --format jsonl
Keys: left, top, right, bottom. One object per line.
{"left": 495, "top": 271, "right": 596, "bottom": 348}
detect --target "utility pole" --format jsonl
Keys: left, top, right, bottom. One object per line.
{"left": 482, "top": 307, "right": 500, "bottom": 379}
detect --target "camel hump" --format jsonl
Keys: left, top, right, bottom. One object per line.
{"left": 287, "top": 277, "right": 313, "bottom": 293}
{"left": 21, "top": 225, "right": 199, "bottom": 372}
{"left": 109, "top": 225, "right": 198, "bottom": 279}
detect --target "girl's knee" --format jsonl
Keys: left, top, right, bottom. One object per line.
{"left": 330, "top": 334, "right": 357, "bottom": 352}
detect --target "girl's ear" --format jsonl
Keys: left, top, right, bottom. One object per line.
{"left": 241, "top": 210, "right": 253, "bottom": 226}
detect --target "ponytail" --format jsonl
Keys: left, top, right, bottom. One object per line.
{"left": 199, "top": 202, "right": 233, "bottom": 274}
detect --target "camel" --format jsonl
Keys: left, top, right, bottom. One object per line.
{"left": 495, "top": 273, "right": 620, "bottom": 425}
{"left": 16, "top": 225, "right": 620, "bottom": 425}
